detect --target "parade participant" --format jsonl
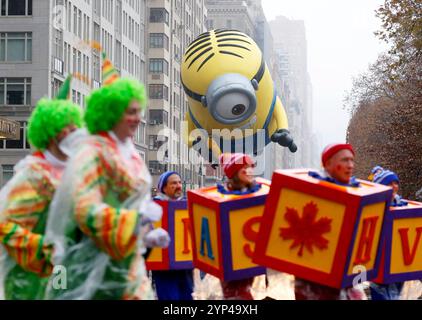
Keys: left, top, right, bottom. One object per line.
{"left": 44, "top": 54, "right": 170, "bottom": 300}
{"left": 296, "top": 143, "right": 367, "bottom": 300}
{"left": 217, "top": 153, "right": 260, "bottom": 300}
{"left": 369, "top": 167, "right": 407, "bottom": 300}
{"left": 150, "top": 171, "right": 194, "bottom": 300}
{"left": 0, "top": 77, "right": 83, "bottom": 300}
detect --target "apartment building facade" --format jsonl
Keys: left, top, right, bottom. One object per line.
{"left": 146, "top": 0, "right": 207, "bottom": 193}
{"left": 0, "top": 0, "right": 148, "bottom": 186}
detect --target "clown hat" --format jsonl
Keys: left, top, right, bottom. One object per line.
{"left": 56, "top": 75, "right": 72, "bottom": 100}
{"left": 102, "top": 52, "right": 119, "bottom": 86}
{"left": 219, "top": 153, "right": 255, "bottom": 179}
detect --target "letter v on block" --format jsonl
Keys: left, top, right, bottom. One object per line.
{"left": 399, "top": 227, "right": 422, "bottom": 266}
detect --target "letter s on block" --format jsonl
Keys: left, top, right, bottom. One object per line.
{"left": 242, "top": 216, "right": 262, "bottom": 259}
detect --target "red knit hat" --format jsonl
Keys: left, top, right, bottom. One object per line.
{"left": 321, "top": 143, "right": 355, "bottom": 167}
{"left": 219, "top": 153, "right": 255, "bottom": 179}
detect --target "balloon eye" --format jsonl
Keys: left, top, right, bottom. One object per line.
{"left": 232, "top": 104, "right": 246, "bottom": 116}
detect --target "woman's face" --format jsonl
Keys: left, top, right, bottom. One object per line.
{"left": 113, "top": 100, "right": 142, "bottom": 140}
{"left": 236, "top": 164, "right": 255, "bottom": 186}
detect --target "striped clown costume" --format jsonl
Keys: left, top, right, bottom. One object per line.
{"left": 0, "top": 89, "right": 83, "bottom": 300}
{"left": 44, "top": 55, "right": 161, "bottom": 300}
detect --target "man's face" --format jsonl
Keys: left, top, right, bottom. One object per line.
{"left": 324, "top": 149, "right": 355, "bottom": 184}
{"left": 390, "top": 181, "right": 399, "bottom": 198}
{"left": 163, "top": 174, "right": 183, "bottom": 200}
{"left": 236, "top": 164, "right": 255, "bottom": 186}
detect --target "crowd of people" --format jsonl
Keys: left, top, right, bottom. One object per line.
{"left": 0, "top": 58, "right": 418, "bottom": 300}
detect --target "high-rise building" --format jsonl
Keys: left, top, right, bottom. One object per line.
{"left": 0, "top": 0, "right": 148, "bottom": 186}
{"left": 146, "top": 0, "right": 207, "bottom": 193}
{"left": 205, "top": 0, "right": 290, "bottom": 179}
{"left": 270, "top": 15, "right": 314, "bottom": 169}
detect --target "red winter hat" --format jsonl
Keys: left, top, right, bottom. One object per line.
{"left": 219, "top": 153, "right": 255, "bottom": 179}
{"left": 321, "top": 143, "right": 355, "bottom": 167}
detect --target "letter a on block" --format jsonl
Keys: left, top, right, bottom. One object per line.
{"left": 354, "top": 216, "right": 379, "bottom": 264}
{"left": 399, "top": 227, "right": 422, "bottom": 266}
{"left": 200, "top": 217, "right": 214, "bottom": 259}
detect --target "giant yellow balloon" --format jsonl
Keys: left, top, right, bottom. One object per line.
{"left": 181, "top": 29, "right": 297, "bottom": 161}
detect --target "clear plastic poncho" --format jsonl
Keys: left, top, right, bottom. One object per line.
{"left": 44, "top": 132, "right": 155, "bottom": 300}
{"left": 0, "top": 154, "right": 59, "bottom": 300}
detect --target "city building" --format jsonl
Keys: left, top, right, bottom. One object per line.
{"left": 146, "top": 0, "right": 207, "bottom": 193}
{"left": 270, "top": 15, "right": 314, "bottom": 168}
{"left": 0, "top": 0, "right": 148, "bottom": 186}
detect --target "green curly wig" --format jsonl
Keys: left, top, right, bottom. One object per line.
{"left": 85, "top": 78, "right": 147, "bottom": 134}
{"left": 27, "top": 98, "right": 83, "bottom": 150}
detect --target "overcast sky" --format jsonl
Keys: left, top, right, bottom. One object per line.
{"left": 261, "top": 0, "right": 388, "bottom": 152}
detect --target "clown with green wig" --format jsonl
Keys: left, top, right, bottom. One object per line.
{"left": 44, "top": 54, "right": 169, "bottom": 300}
{"left": 0, "top": 78, "right": 84, "bottom": 300}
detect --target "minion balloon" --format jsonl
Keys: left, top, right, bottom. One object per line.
{"left": 181, "top": 29, "right": 297, "bottom": 161}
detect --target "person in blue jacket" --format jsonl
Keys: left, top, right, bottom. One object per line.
{"left": 369, "top": 167, "right": 407, "bottom": 300}
{"left": 151, "top": 171, "right": 194, "bottom": 300}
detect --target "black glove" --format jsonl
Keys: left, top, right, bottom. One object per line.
{"left": 271, "top": 129, "right": 298, "bottom": 153}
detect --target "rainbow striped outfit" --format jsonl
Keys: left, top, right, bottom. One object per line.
{"left": 0, "top": 152, "right": 60, "bottom": 299}
{"left": 45, "top": 132, "right": 154, "bottom": 300}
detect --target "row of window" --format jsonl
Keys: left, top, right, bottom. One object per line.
{"left": 149, "top": 110, "right": 168, "bottom": 126}
{"left": 0, "top": 32, "right": 32, "bottom": 62}
{"left": 0, "top": 0, "right": 32, "bottom": 16}
{"left": 0, "top": 121, "right": 30, "bottom": 150}
{"left": 0, "top": 78, "right": 31, "bottom": 106}
{"left": 148, "top": 84, "right": 168, "bottom": 101}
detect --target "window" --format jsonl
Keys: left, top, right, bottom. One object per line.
{"left": 115, "top": 0, "right": 122, "bottom": 33}
{"left": 0, "top": 32, "right": 32, "bottom": 62}
{"left": 53, "top": 29, "right": 63, "bottom": 60}
{"left": 148, "top": 160, "right": 167, "bottom": 175}
{"left": 0, "top": 78, "right": 31, "bottom": 105}
{"left": 93, "top": 0, "right": 100, "bottom": 15}
{"left": 149, "top": 8, "right": 169, "bottom": 25}
{"left": 149, "top": 33, "right": 169, "bottom": 50}
{"left": 0, "top": 121, "right": 30, "bottom": 150}
{"left": 91, "top": 52, "right": 99, "bottom": 83}
{"left": 149, "top": 58, "right": 168, "bottom": 75}
{"left": 148, "top": 135, "right": 168, "bottom": 151}
{"left": 2, "top": 164, "right": 14, "bottom": 185}
{"left": 136, "top": 121, "right": 146, "bottom": 145}
{"left": 52, "top": 78, "right": 63, "bottom": 98}
{"left": 115, "top": 40, "right": 121, "bottom": 70}
{"left": 1, "top": 0, "right": 32, "bottom": 16}
{"left": 148, "top": 84, "right": 168, "bottom": 101}
{"left": 149, "top": 110, "right": 168, "bottom": 126}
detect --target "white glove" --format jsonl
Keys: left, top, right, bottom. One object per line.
{"left": 144, "top": 228, "right": 171, "bottom": 248}
{"left": 139, "top": 200, "right": 162, "bottom": 224}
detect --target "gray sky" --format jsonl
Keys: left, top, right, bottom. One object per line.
{"left": 261, "top": 0, "right": 388, "bottom": 152}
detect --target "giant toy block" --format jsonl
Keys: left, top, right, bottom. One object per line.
{"left": 253, "top": 169, "right": 393, "bottom": 288}
{"left": 374, "top": 200, "right": 422, "bottom": 284}
{"left": 187, "top": 177, "right": 270, "bottom": 281}
{"left": 146, "top": 200, "right": 194, "bottom": 270}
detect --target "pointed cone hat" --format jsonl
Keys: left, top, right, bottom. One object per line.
{"left": 56, "top": 75, "right": 72, "bottom": 100}
{"left": 102, "top": 52, "right": 119, "bottom": 86}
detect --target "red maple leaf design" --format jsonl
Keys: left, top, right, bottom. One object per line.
{"left": 279, "top": 201, "right": 332, "bottom": 257}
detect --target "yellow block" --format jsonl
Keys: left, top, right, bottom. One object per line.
{"left": 174, "top": 209, "right": 193, "bottom": 262}
{"left": 229, "top": 205, "right": 264, "bottom": 271}
{"left": 265, "top": 188, "right": 345, "bottom": 273}
{"left": 347, "top": 202, "right": 385, "bottom": 275}
{"left": 390, "top": 217, "right": 422, "bottom": 274}
{"left": 193, "top": 203, "right": 220, "bottom": 268}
